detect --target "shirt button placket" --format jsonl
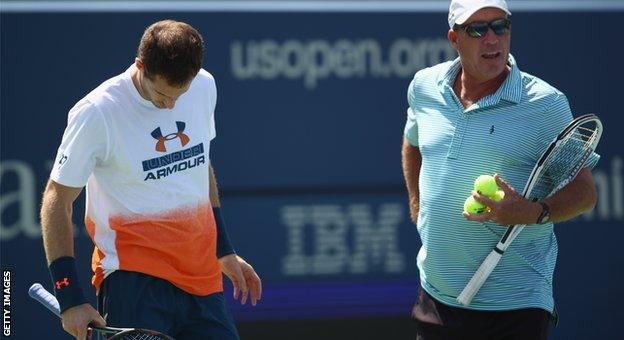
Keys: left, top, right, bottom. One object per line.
{"left": 448, "top": 112, "right": 468, "bottom": 159}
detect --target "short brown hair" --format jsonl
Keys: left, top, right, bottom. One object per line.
{"left": 137, "top": 20, "right": 204, "bottom": 87}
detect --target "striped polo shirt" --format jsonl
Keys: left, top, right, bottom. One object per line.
{"left": 404, "top": 54, "right": 599, "bottom": 312}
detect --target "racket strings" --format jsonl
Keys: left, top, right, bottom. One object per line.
{"left": 528, "top": 123, "right": 599, "bottom": 200}
{"left": 109, "top": 330, "right": 173, "bottom": 340}
{"left": 566, "top": 128, "right": 599, "bottom": 147}
{"left": 575, "top": 124, "right": 600, "bottom": 142}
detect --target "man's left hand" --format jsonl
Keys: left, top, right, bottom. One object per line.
{"left": 219, "top": 254, "right": 262, "bottom": 306}
{"left": 463, "top": 174, "right": 541, "bottom": 225}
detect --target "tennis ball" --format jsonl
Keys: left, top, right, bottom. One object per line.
{"left": 491, "top": 190, "right": 505, "bottom": 202}
{"left": 464, "top": 196, "right": 488, "bottom": 214}
{"left": 474, "top": 175, "right": 499, "bottom": 197}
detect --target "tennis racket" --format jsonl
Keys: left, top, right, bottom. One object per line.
{"left": 457, "top": 113, "right": 603, "bottom": 306}
{"left": 28, "top": 283, "right": 175, "bottom": 340}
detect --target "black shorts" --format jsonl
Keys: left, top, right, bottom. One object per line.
{"left": 412, "top": 287, "right": 552, "bottom": 340}
{"left": 97, "top": 270, "right": 239, "bottom": 340}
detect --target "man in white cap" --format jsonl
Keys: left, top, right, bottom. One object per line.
{"left": 402, "top": 0, "right": 599, "bottom": 339}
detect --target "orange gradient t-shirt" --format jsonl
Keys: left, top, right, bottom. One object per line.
{"left": 50, "top": 65, "right": 222, "bottom": 296}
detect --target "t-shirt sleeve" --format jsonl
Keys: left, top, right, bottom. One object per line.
{"left": 404, "top": 76, "right": 420, "bottom": 146}
{"left": 50, "top": 100, "right": 109, "bottom": 188}
{"left": 207, "top": 74, "right": 217, "bottom": 141}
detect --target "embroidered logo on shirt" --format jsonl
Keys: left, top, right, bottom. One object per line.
{"left": 57, "top": 153, "right": 68, "bottom": 167}
{"left": 151, "top": 121, "right": 190, "bottom": 152}
{"left": 489, "top": 125, "right": 495, "bottom": 134}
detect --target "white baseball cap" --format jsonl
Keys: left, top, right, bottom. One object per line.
{"left": 448, "top": 0, "right": 511, "bottom": 28}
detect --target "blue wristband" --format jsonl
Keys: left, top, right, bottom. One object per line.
{"left": 213, "top": 207, "right": 236, "bottom": 258}
{"left": 48, "top": 256, "right": 87, "bottom": 313}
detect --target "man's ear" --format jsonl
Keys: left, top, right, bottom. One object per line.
{"left": 134, "top": 58, "right": 144, "bottom": 71}
{"left": 448, "top": 29, "right": 459, "bottom": 50}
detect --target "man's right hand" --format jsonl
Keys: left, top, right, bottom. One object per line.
{"left": 61, "top": 303, "right": 106, "bottom": 340}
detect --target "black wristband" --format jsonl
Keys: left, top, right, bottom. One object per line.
{"left": 48, "top": 256, "right": 87, "bottom": 313}
{"left": 213, "top": 207, "right": 236, "bottom": 258}
{"left": 536, "top": 202, "right": 551, "bottom": 224}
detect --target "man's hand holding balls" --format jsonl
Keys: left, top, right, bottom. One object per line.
{"left": 463, "top": 174, "right": 540, "bottom": 225}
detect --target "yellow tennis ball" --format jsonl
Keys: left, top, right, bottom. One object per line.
{"left": 464, "top": 196, "right": 488, "bottom": 214}
{"left": 491, "top": 190, "right": 505, "bottom": 202}
{"left": 474, "top": 175, "right": 499, "bottom": 197}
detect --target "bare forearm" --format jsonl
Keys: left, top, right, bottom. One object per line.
{"left": 402, "top": 138, "right": 422, "bottom": 223}
{"left": 542, "top": 168, "right": 597, "bottom": 223}
{"left": 40, "top": 180, "right": 81, "bottom": 264}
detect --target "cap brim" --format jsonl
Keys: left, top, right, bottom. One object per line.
{"left": 454, "top": 6, "right": 511, "bottom": 26}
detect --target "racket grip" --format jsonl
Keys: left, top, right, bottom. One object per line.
{"left": 28, "top": 283, "right": 61, "bottom": 317}
{"left": 457, "top": 250, "right": 503, "bottom": 306}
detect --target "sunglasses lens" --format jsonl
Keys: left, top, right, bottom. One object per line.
{"left": 466, "top": 23, "right": 488, "bottom": 37}
{"left": 491, "top": 19, "right": 510, "bottom": 35}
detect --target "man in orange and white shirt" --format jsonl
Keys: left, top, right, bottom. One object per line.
{"left": 40, "top": 20, "right": 261, "bottom": 340}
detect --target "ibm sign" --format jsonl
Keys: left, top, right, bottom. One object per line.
{"left": 281, "top": 204, "right": 406, "bottom": 275}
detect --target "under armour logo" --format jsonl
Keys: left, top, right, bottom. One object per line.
{"left": 55, "top": 277, "right": 70, "bottom": 290}
{"left": 489, "top": 125, "right": 495, "bottom": 134}
{"left": 151, "top": 121, "right": 190, "bottom": 152}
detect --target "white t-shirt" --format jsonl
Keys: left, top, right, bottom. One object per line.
{"left": 50, "top": 65, "right": 222, "bottom": 295}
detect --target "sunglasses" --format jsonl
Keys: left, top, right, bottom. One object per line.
{"left": 455, "top": 18, "right": 511, "bottom": 38}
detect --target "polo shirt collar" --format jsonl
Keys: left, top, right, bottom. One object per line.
{"left": 438, "top": 53, "right": 522, "bottom": 106}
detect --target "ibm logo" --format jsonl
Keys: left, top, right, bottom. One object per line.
{"left": 281, "top": 203, "right": 406, "bottom": 276}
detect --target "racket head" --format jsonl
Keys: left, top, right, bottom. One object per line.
{"left": 522, "top": 113, "right": 602, "bottom": 200}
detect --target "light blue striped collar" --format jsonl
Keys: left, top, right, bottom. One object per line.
{"left": 439, "top": 53, "right": 523, "bottom": 106}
